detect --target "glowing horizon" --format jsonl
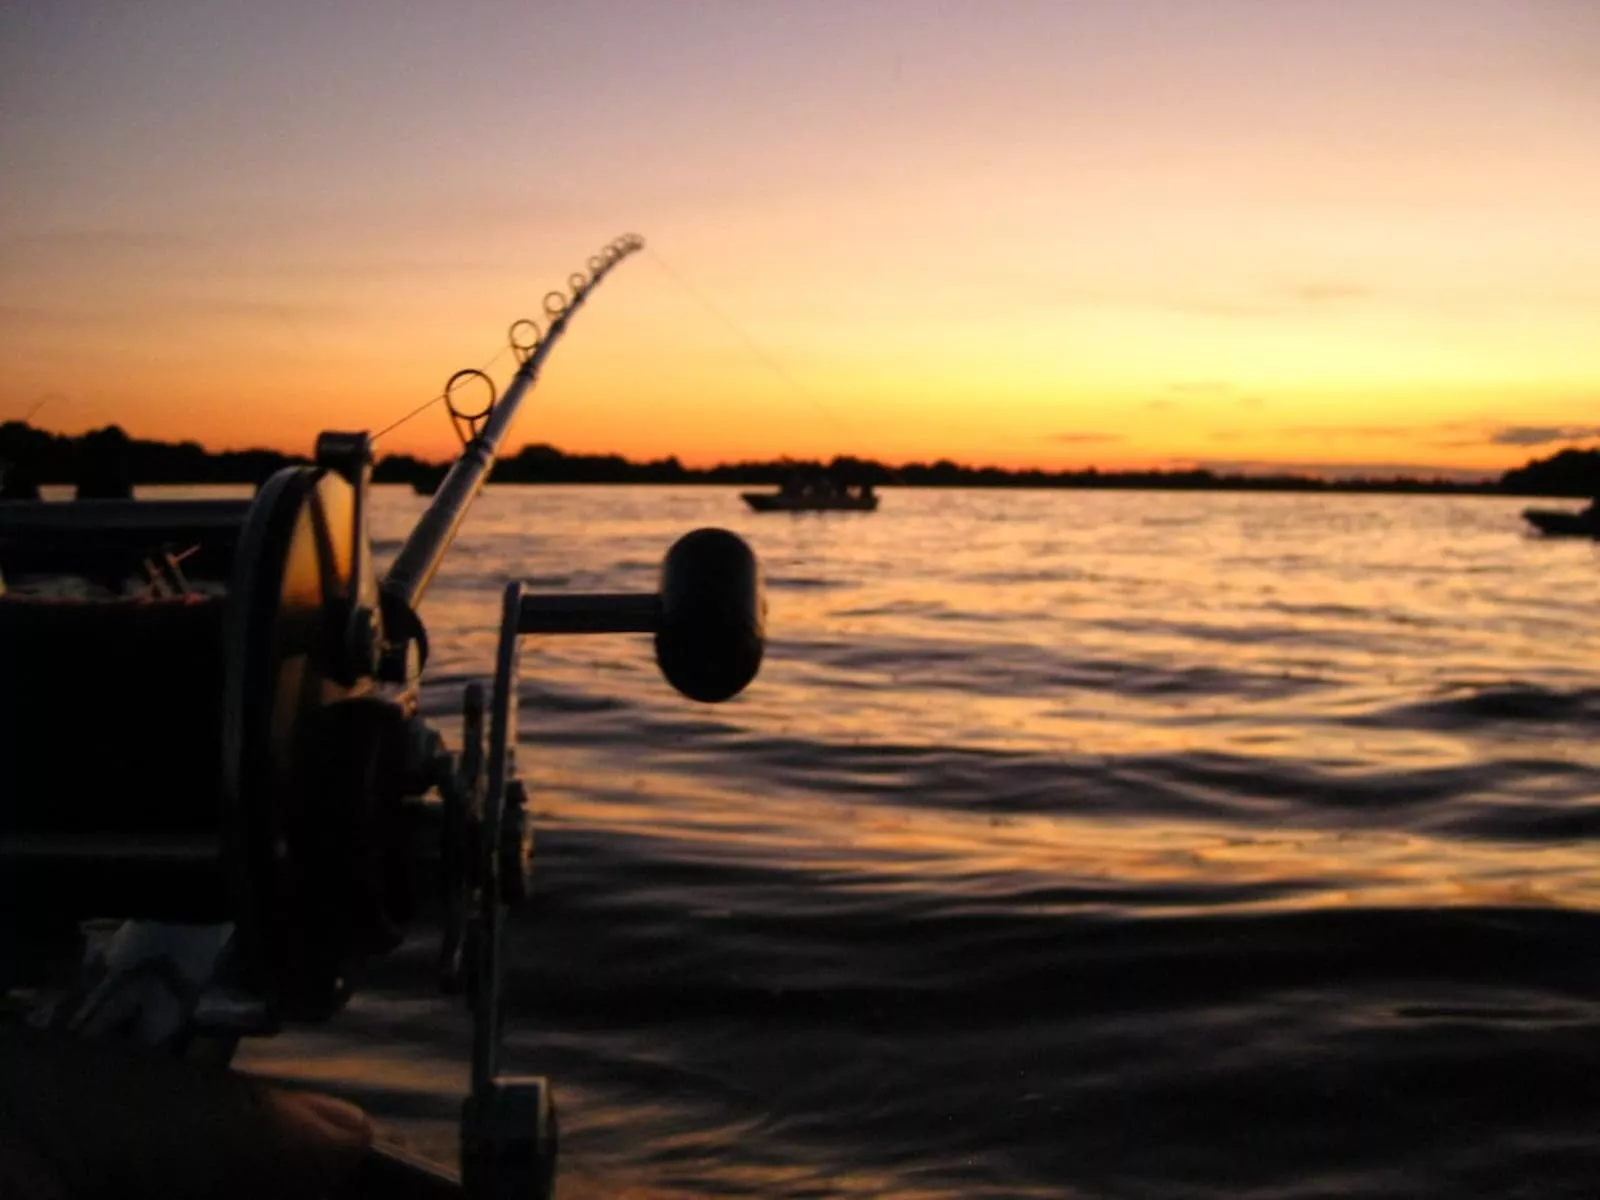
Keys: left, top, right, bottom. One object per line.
{"left": 3, "top": 2, "right": 1597, "bottom": 475}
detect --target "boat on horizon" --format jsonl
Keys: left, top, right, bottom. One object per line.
{"left": 742, "top": 488, "right": 879, "bottom": 513}
{"left": 1523, "top": 502, "right": 1600, "bottom": 538}
{"left": 742, "top": 473, "right": 879, "bottom": 513}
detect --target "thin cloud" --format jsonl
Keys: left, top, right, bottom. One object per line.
{"left": 0, "top": 296, "right": 341, "bottom": 333}
{"left": 1489, "top": 425, "right": 1600, "bottom": 447}
{"left": 1167, "top": 380, "right": 1232, "bottom": 396}
{"left": 1161, "top": 296, "right": 1280, "bottom": 319}
{"left": 1279, "top": 281, "right": 1372, "bottom": 304}
{"left": 1225, "top": 419, "right": 1600, "bottom": 452}
{"left": 1281, "top": 424, "right": 1417, "bottom": 439}
{"left": 1050, "top": 432, "right": 1123, "bottom": 444}
{"left": 1134, "top": 278, "right": 1375, "bottom": 320}
{"left": 1180, "top": 457, "right": 1496, "bottom": 482}
{"left": 2, "top": 229, "right": 194, "bottom": 255}
{"left": 0, "top": 303, "right": 99, "bottom": 327}
{"left": 1279, "top": 420, "right": 1482, "bottom": 441}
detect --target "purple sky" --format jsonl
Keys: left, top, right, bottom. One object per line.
{"left": 3, "top": 1, "right": 1597, "bottom": 468}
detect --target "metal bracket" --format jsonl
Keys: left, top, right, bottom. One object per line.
{"left": 438, "top": 683, "right": 486, "bottom": 995}
{"left": 454, "top": 581, "right": 556, "bottom": 1199}
{"left": 379, "top": 588, "right": 432, "bottom": 683}
{"left": 443, "top": 530, "right": 763, "bottom": 1197}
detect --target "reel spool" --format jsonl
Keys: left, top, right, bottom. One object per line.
{"left": 0, "top": 433, "right": 407, "bottom": 1021}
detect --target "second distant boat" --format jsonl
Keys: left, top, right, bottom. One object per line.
{"left": 1523, "top": 505, "right": 1600, "bottom": 538}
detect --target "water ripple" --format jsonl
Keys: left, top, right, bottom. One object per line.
{"left": 238, "top": 486, "right": 1600, "bottom": 1198}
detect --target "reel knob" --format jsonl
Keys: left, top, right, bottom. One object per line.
{"left": 656, "top": 528, "right": 765, "bottom": 703}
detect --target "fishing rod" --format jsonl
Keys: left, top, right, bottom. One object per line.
{"left": 386, "top": 233, "right": 643, "bottom": 614}
{"left": 0, "top": 234, "right": 767, "bottom": 1198}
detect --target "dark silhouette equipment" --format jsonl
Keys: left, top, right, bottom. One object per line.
{"left": 0, "top": 234, "right": 767, "bottom": 1199}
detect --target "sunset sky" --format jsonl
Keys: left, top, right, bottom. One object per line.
{"left": 3, "top": 1, "right": 1597, "bottom": 475}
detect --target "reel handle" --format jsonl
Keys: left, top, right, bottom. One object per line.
{"left": 517, "top": 527, "right": 765, "bottom": 702}
{"left": 449, "top": 527, "right": 763, "bottom": 1196}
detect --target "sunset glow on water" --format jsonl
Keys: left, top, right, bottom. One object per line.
{"left": 235, "top": 485, "right": 1600, "bottom": 1196}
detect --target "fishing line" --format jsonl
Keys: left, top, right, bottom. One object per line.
{"left": 20, "top": 393, "right": 65, "bottom": 424}
{"left": 645, "top": 246, "right": 907, "bottom": 486}
{"left": 371, "top": 343, "right": 511, "bottom": 442}
{"left": 643, "top": 246, "right": 853, "bottom": 439}
{"left": 371, "top": 394, "right": 448, "bottom": 442}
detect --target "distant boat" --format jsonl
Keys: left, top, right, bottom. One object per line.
{"left": 1523, "top": 507, "right": 1600, "bottom": 538}
{"left": 742, "top": 491, "right": 879, "bottom": 513}
{"left": 742, "top": 486, "right": 878, "bottom": 513}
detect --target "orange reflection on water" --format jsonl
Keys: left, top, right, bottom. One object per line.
{"left": 531, "top": 764, "right": 1600, "bottom": 918}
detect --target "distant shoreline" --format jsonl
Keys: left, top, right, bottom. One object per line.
{"left": 3, "top": 420, "right": 1597, "bottom": 499}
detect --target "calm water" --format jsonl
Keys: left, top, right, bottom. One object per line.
{"left": 241, "top": 486, "right": 1600, "bottom": 1198}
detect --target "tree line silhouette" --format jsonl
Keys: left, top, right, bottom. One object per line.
{"left": 4, "top": 420, "right": 1598, "bottom": 497}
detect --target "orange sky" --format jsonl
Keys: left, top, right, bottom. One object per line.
{"left": 3, "top": 2, "right": 1597, "bottom": 476}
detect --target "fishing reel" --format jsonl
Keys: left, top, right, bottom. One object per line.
{"left": 0, "top": 424, "right": 764, "bottom": 1196}
{"left": 0, "top": 434, "right": 396, "bottom": 1020}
